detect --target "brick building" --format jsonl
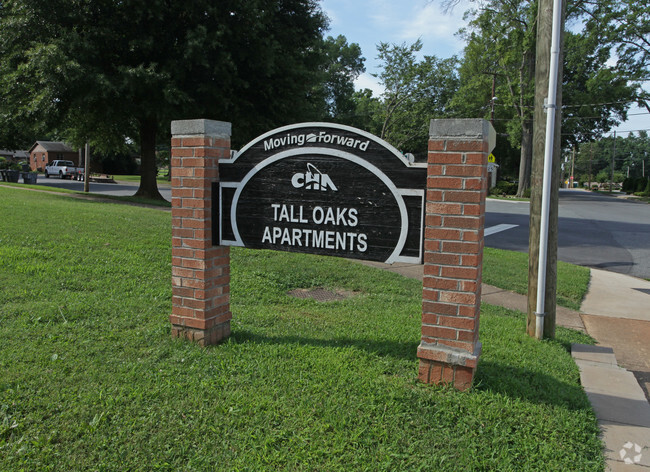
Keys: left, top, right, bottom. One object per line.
{"left": 28, "top": 141, "right": 78, "bottom": 171}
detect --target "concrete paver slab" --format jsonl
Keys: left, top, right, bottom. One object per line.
{"left": 574, "top": 361, "right": 647, "bottom": 399}
{"left": 600, "top": 421, "right": 650, "bottom": 469}
{"left": 582, "top": 390, "right": 650, "bottom": 427}
{"left": 606, "top": 460, "right": 649, "bottom": 472}
{"left": 572, "top": 344, "right": 618, "bottom": 366}
{"left": 581, "top": 269, "right": 650, "bottom": 322}
{"left": 574, "top": 360, "right": 650, "bottom": 428}
{"left": 580, "top": 315, "right": 650, "bottom": 372}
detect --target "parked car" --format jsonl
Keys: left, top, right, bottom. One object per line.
{"left": 44, "top": 160, "right": 84, "bottom": 180}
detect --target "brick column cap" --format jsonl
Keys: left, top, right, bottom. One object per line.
{"left": 171, "top": 119, "right": 231, "bottom": 138}
{"left": 429, "top": 119, "right": 496, "bottom": 152}
{"left": 417, "top": 340, "right": 483, "bottom": 369}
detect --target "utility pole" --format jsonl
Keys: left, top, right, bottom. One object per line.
{"left": 571, "top": 145, "right": 575, "bottom": 188}
{"left": 589, "top": 143, "right": 593, "bottom": 190}
{"left": 84, "top": 143, "right": 90, "bottom": 193}
{"left": 527, "top": 0, "right": 565, "bottom": 339}
{"left": 610, "top": 131, "right": 616, "bottom": 192}
{"left": 490, "top": 73, "right": 496, "bottom": 125}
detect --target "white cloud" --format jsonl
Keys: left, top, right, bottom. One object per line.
{"left": 354, "top": 73, "right": 385, "bottom": 96}
{"left": 366, "top": 0, "right": 470, "bottom": 58}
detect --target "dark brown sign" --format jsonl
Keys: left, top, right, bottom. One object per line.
{"left": 216, "top": 123, "right": 426, "bottom": 263}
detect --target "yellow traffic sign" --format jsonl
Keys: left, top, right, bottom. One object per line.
{"left": 488, "top": 153, "right": 496, "bottom": 163}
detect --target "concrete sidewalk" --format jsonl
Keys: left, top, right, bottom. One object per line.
{"left": 577, "top": 269, "right": 650, "bottom": 471}
{"left": 360, "top": 260, "right": 650, "bottom": 471}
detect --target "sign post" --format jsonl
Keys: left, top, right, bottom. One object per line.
{"left": 170, "top": 119, "right": 493, "bottom": 391}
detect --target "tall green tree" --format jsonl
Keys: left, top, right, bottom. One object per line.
{"left": 451, "top": 0, "right": 638, "bottom": 194}
{"left": 372, "top": 40, "right": 459, "bottom": 154}
{"left": 561, "top": 31, "right": 637, "bottom": 147}
{"left": 453, "top": 0, "right": 537, "bottom": 196}
{"left": 316, "top": 35, "right": 365, "bottom": 122}
{"left": 0, "top": 0, "right": 328, "bottom": 199}
{"left": 580, "top": 0, "right": 650, "bottom": 112}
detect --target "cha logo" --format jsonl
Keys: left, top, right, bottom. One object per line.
{"left": 291, "top": 163, "right": 338, "bottom": 192}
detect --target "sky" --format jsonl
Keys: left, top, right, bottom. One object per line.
{"left": 319, "top": 0, "right": 650, "bottom": 138}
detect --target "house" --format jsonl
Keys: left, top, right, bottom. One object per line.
{"left": 28, "top": 141, "right": 78, "bottom": 171}
{"left": 0, "top": 149, "right": 30, "bottom": 167}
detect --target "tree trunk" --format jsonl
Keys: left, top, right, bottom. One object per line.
{"left": 516, "top": 120, "right": 533, "bottom": 196}
{"left": 135, "top": 117, "right": 164, "bottom": 200}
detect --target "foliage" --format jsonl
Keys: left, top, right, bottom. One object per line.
{"left": 452, "top": 0, "right": 640, "bottom": 195}
{"left": 0, "top": 0, "right": 329, "bottom": 199}
{"left": 452, "top": 0, "right": 537, "bottom": 196}
{"left": 622, "top": 176, "right": 650, "bottom": 194}
{"left": 0, "top": 189, "right": 604, "bottom": 471}
{"left": 573, "top": 132, "right": 650, "bottom": 184}
{"left": 561, "top": 32, "right": 638, "bottom": 147}
{"left": 581, "top": 0, "right": 650, "bottom": 78}
{"left": 316, "top": 35, "right": 366, "bottom": 122}
{"left": 369, "top": 40, "right": 459, "bottom": 155}
{"left": 489, "top": 180, "right": 518, "bottom": 196}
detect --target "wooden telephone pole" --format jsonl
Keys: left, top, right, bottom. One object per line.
{"left": 526, "top": 0, "right": 566, "bottom": 338}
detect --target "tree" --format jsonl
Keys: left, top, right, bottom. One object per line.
{"left": 573, "top": 132, "right": 650, "bottom": 183}
{"left": 452, "top": 0, "right": 639, "bottom": 195}
{"left": 372, "top": 40, "right": 459, "bottom": 154}
{"left": 581, "top": 0, "right": 650, "bottom": 113}
{"left": 0, "top": 0, "right": 328, "bottom": 199}
{"left": 453, "top": 0, "right": 537, "bottom": 196}
{"left": 561, "top": 32, "right": 638, "bottom": 147}
{"left": 316, "top": 35, "right": 366, "bottom": 122}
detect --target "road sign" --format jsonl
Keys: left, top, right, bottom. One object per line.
{"left": 488, "top": 153, "right": 496, "bottom": 163}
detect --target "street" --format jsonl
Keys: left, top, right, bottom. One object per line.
{"left": 32, "top": 176, "right": 172, "bottom": 201}
{"left": 30, "top": 179, "right": 650, "bottom": 279}
{"left": 486, "top": 189, "right": 650, "bottom": 280}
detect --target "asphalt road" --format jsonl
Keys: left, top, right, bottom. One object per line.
{"left": 486, "top": 189, "right": 650, "bottom": 280}
{"left": 32, "top": 175, "right": 172, "bottom": 201}
{"left": 31, "top": 178, "right": 650, "bottom": 279}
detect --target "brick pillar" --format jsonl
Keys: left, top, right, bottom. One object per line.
{"left": 169, "top": 119, "right": 232, "bottom": 346}
{"left": 417, "top": 119, "right": 495, "bottom": 390}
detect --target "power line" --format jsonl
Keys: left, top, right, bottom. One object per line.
{"left": 561, "top": 128, "right": 650, "bottom": 136}
{"left": 563, "top": 111, "right": 650, "bottom": 120}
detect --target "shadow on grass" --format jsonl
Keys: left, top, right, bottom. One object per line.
{"left": 230, "top": 330, "right": 590, "bottom": 410}
{"left": 475, "top": 361, "right": 591, "bottom": 410}
{"left": 231, "top": 329, "right": 420, "bottom": 361}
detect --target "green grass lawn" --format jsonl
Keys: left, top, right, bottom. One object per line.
{"left": 483, "top": 247, "right": 590, "bottom": 311}
{"left": 113, "top": 173, "right": 171, "bottom": 184}
{"left": 0, "top": 189, "right": 603, "bottom": 471}
{"left": 0, "top": 181, "right": 171, "bottom": 208}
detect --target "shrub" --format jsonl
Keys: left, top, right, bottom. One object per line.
{"left": 641, "top": 178, "right": 650, "bottom": 197}
{"left": 489, "top": 180, "right": 517, "bottom": 196}
{"left": 622, "top": 177, "right": 634, "bottom": 193}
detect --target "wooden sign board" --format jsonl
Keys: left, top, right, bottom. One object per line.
{"left": 216, "top": 123, "right": 427, "bottom": 263}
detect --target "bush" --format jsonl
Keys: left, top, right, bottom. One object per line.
{"left": 489, "top": 180, "right": 517, "bottom": 196}
{"left": 638, "top": 178, "right": 650, "bottom": 197}
{"left": 596, "top": 170, "right": 610, "bottom": 183}
{"left": 622, "top": 177, "right": 634, "bottom": 193}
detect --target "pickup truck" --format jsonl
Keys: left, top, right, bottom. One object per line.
{"left": 44, "top": 160, "right": 84, "bottom": 180}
